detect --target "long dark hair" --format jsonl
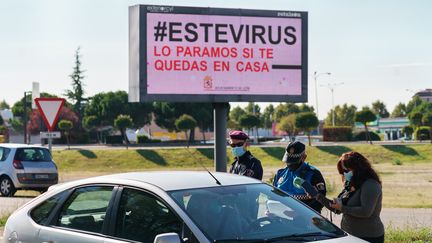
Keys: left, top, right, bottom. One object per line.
{"left": 337, "top": 151, "right": 381, "bottom": 189}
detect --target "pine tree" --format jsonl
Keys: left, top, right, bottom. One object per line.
{"left": 65, "top": 47, "right": 86, "bottom": 118}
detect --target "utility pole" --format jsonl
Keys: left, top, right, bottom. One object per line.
{"left": 321, "top": 82, "right": 344, "bottom": 126}
{"left": 313, "top": 71, "right": 331, "bottom": 133}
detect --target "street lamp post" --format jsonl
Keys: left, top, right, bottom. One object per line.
{"left": 313, "top": 71, "right": 331, "bottom": 134}
{"left": 321, "top": 82, "right": 344, "bottom": 126}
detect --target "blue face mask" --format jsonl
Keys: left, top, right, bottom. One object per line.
{"left": 344, "top": 171, "right": 353, "bottom": 182}
{"left": 232, "top": 146, "right": 246, "bottom": 157}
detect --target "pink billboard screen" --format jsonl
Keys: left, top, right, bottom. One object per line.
{"left": 129, "top": 5, "right": 308, "bottom": 102}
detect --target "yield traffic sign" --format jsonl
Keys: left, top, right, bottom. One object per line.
{"left": 34, "top": 98, "right": 65, "bottom": 132}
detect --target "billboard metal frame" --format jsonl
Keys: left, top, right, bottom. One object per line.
{"left": 129, "top": 5, "right": 308, "bottom": 103}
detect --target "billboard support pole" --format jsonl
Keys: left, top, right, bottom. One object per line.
{"left": 214, "top": 103, "right": 228, "bottom": 172}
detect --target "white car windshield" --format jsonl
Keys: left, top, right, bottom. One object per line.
{"left": 169, "top": 184, "right": 345, "bottom": 242}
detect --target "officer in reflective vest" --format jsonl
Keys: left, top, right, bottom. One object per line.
{"left": 273, "top": 141, "right": 327, "bottom": 213}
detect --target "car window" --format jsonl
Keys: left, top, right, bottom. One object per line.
{"left": 55, "top": 186, "right": 113, "bottom": 234}
{"left": 31, "top": 191, "right": 69, "bottom": 225}
{"left": 114, "top": 188, "right": 182, "bottom": 242}
{"left": 0, "top": 147, "right": 10, "bottom": 161}
{"left": 15, "top": 148, "right": 51, "bottom": 162}
{"left": 170, "top": 184, "right": 345, "bottom": 242}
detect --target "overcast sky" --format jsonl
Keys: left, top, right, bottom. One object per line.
{"left": 1, "top": 0, "right": 431, "bottom": 119}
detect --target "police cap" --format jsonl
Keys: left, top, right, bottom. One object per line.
{"left": 282, "top": 141, "right": 306, "bottom": 163}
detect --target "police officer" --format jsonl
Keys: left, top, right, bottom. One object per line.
{"left": 228, "top": 130, "right": 263, "bottom": 180}
{"left": 273, "top": 141, "right": 326, "bottom": 213}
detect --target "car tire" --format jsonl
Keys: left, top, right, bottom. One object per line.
{"left": 0, "top": 176, "right": 16, "bottom": 197}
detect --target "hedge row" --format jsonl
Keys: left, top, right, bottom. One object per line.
{"left": 323, "top": 126, "right": 381, "bottom": 141}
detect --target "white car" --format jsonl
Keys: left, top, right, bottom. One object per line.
{"left": 3, "top": 171, "right": 366, "bottom": 243}
{"left": 0, "top": 144, "right": 58, "bottom": 196}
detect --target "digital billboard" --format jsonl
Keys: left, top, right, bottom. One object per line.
{"left": 129, "top": 5, "right": 308, "bottom": 102}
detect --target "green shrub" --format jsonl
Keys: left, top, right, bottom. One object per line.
{"left": 393, "top": 159, "right": 403, "bottom": 166}
{"left": 414, "top": 126, "right": 431, "bottom": 141}
{"left": 353, "top": 131, "right": 381, "bottom": 141}
{"left": 106, "top": 135, "right": 124, "bottom": 144}
{"left": 323, "top": 126, "right": 353, "bottom": 141}
{"left": 0, "top": 125, "right": 7, "bottom": 134}
{"left": 137, "top": 135, "right": 162, "bottom": 144}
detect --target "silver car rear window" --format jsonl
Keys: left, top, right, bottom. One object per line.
{"left": 15, "top": 148, "right": 52, "bottom": 162}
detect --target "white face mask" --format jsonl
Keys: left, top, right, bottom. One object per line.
{"left": 344, "top": 171, "right": 353, "bottom": 182}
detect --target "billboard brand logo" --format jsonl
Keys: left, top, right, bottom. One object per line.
{"left": 147, "top": 6, "right": 174, "bottom": 13}
{"left": 203, "top": 75, "right": 213, "bottom": 90}
{"left": 277, "top": 12, "right": 301, "bottom": 18}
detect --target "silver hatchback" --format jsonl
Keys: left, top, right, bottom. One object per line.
{"left": 0, "top": 144, "right": 58, "bottom": 196}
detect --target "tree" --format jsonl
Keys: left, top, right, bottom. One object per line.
{"left": 0, "top": 100, "right": 10, "bottom": 109}
{"left": 65, "top": 47, "right": 86, "bottom": 118}
{"left": 0, "top": 115, "right": 3, "bottom": 126}
{"left": 295, "top": 112, "right": 319, "bottom": 146}
{"left": 83, "top": 115, "right": 99, "bottom": 142}
{"left": 28, "top": 106, "right": 79, "bottom": 135}
{"left": 10, "top": 118, "right": 23, "bottom": 133}
{"left": 324, "top": 103, "right": 357, "bottom": 126}
{"left": 355, "top": 108, "right": 376, "bottom": 144}
{"left": 152, "top": 102, "right": 212, "bottom": 143}
{"left": 229, "top": 106, "right": 246, "bottom": 127}
{"left": 193, "top": 104, "right": 213, "bottom": 143}
{"left": 239, "top": 114, "right": 260, "bottom": 137}
{"left": 245, "top": 102, "right": 261, "bottom": 142}
{"left": 277, "top": 114, "right": 297, "bottom": 139}
{"left": 58, "top": 120, "right": 73, "bottom": 149}
{"left": 261, "top": 104, "right": 275, "bottom": 130}
{"left": 245, "top": 102, "right": 261, "bottom": 115}
{"left": 274, "top": 103, "right": 300, "bottom": 122}
{"left": 83, "top": 115, "right": 98, "bottom": 131}
{"left": 402, "top": 125, "right": 414, "bottom": 138}
{"left": 408, "top": 112, "right": 423, "bottom": 128}
{"left": 114, "top": 115, "right": 133, "bottom": 149}
{"left": 12, "top": 92, "right": 60, "bottom": 118}
{"left": 406, "top": 95, "right": 425, "bottom": 115}
{"left": 85, "top": 91, "right": 152, "bottom": 128}
{"left": 391, "top": 103, "right": 407, "bottom": 118}
{"left": 175, "top": 114, "right": 197, "bottom": 148}
{"left": 421, "top": 112, "right": 432, "bottom": 144}
{"left": 298, "top": 104, "right": 315, "bottom": 113}
{"left": 371, "top": 100, "right": 390, "bottom": 118}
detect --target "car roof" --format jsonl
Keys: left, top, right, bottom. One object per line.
{"left": 0, "top": 143, "right": 47, "bottom": 149}
{"left": 84, "top": 171, "right": 263, "bottom": 191}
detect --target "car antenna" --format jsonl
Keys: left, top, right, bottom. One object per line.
{"left": 186, "top": 147, "right": 222, "bottom": 185}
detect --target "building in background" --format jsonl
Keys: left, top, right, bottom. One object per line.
{"left": 415, "top": 89, "right": 432, "bottom": 102}
{"left": 355, "top": 117, "right": 410, "bottom": 140}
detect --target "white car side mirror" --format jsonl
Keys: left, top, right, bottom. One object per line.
{"left": 153, "top": 233, "right": 181, "bottom": 243}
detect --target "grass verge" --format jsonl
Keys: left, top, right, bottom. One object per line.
{"left": 0, "top": 215, "right": 8, "bottom": 227}
{"left": 51, "top": 144, "right": 432, "bottom": 208}
{"left": 52, "top": 144, "right": 432, "bottom": 172}
{"left": 385, "top": 226, "right": 432, "bottom": 243}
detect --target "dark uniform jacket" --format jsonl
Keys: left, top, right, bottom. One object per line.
{"left": 273, "top": 162, "right": 326, "bottom": 212}
{"left": 229, "top": 151, "right": 263, "bottom": 180}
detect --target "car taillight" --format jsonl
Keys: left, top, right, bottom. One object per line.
{"left": 13, "top": 159, "right": 24, "bottom": 169}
